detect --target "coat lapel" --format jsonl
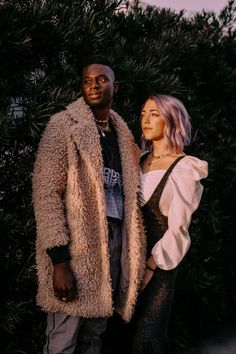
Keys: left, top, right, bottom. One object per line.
{"left": 66, "top": 97, "right": 104, "bottom": 186}
{"left": 109, "top": 110, "right": 140, "bottom": 207}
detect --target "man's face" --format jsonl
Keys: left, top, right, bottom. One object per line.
{"left": 81, "top": 64, "right": 118, "bottom": 109}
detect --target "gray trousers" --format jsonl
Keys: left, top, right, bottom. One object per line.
{"left": 43, "top": 220, "right": 122, "bottom": 354}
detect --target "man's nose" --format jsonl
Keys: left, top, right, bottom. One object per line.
{"left": 91, "top": 79, "right": 100, "bottom": 88}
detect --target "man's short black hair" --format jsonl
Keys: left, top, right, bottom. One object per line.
{"left": 81, "top": 55, "right": 113, "bottom": 70}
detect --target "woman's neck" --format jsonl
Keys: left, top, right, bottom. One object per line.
{"left": 152, "top": 140, "right": 168, "bottom": 156}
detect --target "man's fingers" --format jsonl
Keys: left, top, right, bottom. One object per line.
{"left": 68, "top": 284, "right": 78, "bottom": 301}
{"left": 55, "top": 285, "right": 77, "bottom": 302}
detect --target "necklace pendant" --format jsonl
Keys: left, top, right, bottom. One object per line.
{"left": 98, "top": 127, "right": 106, "bottom": 137}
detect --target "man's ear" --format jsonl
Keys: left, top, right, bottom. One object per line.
{"left": 113, "top": 81, "right": 119, "bottom": 94}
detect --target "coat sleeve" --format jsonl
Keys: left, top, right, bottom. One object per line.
{"left": 32, "top": 114, "right": 70, "bottom": 250}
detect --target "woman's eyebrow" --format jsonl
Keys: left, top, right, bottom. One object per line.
{"left": 141, "top": 109, "right": 159, "bottom": 112}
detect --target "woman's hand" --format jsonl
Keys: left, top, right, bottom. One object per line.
{"left": 140, "top": 256, "right": 157, "bottom": 292}
{"left": 140, "top": 267, "right": 154, "bottom": 292}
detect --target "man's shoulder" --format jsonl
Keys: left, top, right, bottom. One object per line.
{"left": 47, "top": 104, "right": 73, "bottom": 128}
{"left": 49, "top": 97, "right": 83, "bottom": 122}
{"left": 39, "top": 110, "right": 71, "bottom": 143}
{"left": 49, "top": 110, "right": 67, "bottom": 123}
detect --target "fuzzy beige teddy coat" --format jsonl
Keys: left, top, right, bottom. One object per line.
{"left": 32, "top": 97, "right": 146, "bottom": 322}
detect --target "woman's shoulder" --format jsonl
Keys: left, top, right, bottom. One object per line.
{"left": 172, "top": 155, "right": 208, "bottom": 181}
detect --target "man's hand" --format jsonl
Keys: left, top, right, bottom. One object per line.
{"left": 53, "top": 261, "right": 77, "bottom": 302}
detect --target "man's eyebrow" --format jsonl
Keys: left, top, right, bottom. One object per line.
{"left": 83, "top": 74, "right": 108, "bottom": 78}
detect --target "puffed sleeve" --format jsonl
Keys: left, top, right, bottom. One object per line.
{"left": 151, "top": 156, "right": 208, "bottom": 270}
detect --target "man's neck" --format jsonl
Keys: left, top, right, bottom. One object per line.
{"left": 92, "top": 107, "right": 110, "bottom": 122}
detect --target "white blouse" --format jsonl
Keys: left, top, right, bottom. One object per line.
{"left": 140, "top": 156, "right": 208, "bottom": 270}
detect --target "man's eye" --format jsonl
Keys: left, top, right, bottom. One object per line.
{"left": 99, "top": 77, "right": 106, "bottom": 82}
{"left": 83, "top": 79, "right": 91, "bottom": 85}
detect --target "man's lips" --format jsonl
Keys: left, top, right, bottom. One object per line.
{"left": 89, "top": 93, "right": 102, "bottom": 98}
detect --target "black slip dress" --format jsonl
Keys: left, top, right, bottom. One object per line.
{"left": 132, "top": 155, "right": 185, "bottom": 354}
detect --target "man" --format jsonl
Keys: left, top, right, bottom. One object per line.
{"left": 32, "top": 55, "right": 146, "bottom": 354}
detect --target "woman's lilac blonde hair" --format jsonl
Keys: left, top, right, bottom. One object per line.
{"left": 141, "top": 94, "right": 192, "bottom": 153}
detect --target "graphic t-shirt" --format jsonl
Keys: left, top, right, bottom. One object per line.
{"left": 99, "top": 126, "right": 123, "bottom": 221}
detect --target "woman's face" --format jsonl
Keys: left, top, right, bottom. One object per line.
{"left": 141, "top": 99, "right": 166, "bottom": 141}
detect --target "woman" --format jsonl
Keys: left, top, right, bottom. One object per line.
{"left": 132, "top": 94, "right": 208, "bottom": 354}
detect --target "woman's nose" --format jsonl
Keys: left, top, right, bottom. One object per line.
{"left": 143, "top": 113, "right": 150, "bottom": 123}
